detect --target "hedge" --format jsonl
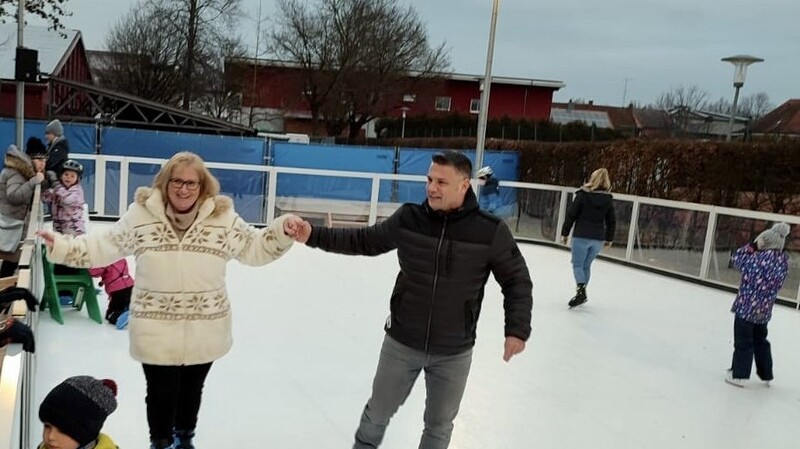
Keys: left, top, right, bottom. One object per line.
{"left": 362, "top": 137, "right": 800, "bottom": 214}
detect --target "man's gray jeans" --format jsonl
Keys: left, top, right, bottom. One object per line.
{"left": 353, "top": 334, "right": 473, "bottom": 449}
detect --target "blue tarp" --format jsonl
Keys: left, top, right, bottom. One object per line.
{"left": 390, "top": 148, "right": 518, "bottom": 210}
{"left": 273, "top": 143, "right": 394, "bottom": 202}
{"left": 273, "top": 143, "right": 519, "bottom": 213}
{"left": 1, "top": 120, "right": 520, "bottom": 222}
{"left": 0, "top": 118, "right": 96, "bottom": 155}
{"left": 101, "top": 128, "right": 267, "bottom": 222}
{"left": 0, "top": 119, "right": 98, "bottom": 209}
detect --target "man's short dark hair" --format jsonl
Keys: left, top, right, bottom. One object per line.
{"left": 431, "top": 151, "right": 472, "bottom": 178}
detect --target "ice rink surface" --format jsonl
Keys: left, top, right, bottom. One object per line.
{"left": 33, "top": 224, "right": 800, "bottom": 448}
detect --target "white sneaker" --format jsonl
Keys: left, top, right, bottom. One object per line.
{"left": 725, "top": 371, "right": 746, "bottom": 388}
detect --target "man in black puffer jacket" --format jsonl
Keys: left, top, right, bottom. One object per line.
{"left": 290, "top": 151, "right": 532, "bottom": 449}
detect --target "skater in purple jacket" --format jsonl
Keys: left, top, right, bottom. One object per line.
{"left": 726, "top": 222, "right": 790, "bottom": 387}
{"left": 42, "top": 159, "right": 85, "bottom": 236}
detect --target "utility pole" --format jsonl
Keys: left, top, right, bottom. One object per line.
{"left": 15, "top": 0, "right": 26, "bottom": 148}
{"left": 475, "top": 0, "right": 501, "bottom": 177}
{"left": 621, "top": 78, "right": 632, "bottom": 107}
{"left": 249, "top": 0, "right": 263, "bottom": 128}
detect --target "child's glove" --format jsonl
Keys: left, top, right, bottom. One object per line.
{"left": 0, "top": 318, "right": 35, "bottom": 353}
{"left": 0, "top": 286, "right": 38, "bottom": 312}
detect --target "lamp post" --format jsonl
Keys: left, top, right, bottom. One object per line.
{"left": 400, "top": 106, "right": 410, "bottom": 138}
{"left": 15, "top": 0, "right": 25, "bottom": 148}
{"left": 721, "top": 55, "right": 763, "bottom": 142}
{"left": 475, "top": 0, "right": 500, "bottom": 176}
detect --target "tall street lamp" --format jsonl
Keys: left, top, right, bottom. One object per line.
{"left": 400, "top": 106, "right": 410, "bottom": 138}
{"left": 15, "top": 0, "right": 25, "bottom": 148}
{"left": 721, "top": 55, "right": 763, "bottom": 142}
{"left": 475, "top": 0, "right": 500, "bottom": 177}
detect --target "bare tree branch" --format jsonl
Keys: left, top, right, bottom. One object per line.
{"left": 0, "top": 0, "right": 71, "bottom": 33}
{"left": 103, "top": 0, "right": 244, "bottom": 119}
{"left": 146, "top": 0, "right": 242, "bottom": 110}
{"left": 653, "top": 85, "right": 708, "bottom": 111}
{"left": 269, "top": 0, "right": 449, "bottom": 137}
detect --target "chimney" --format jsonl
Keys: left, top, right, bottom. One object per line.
{"left": 588, "top": 100, "right": 594, "bottom": 106}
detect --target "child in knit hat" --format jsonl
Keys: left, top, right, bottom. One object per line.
{"left": 38, "top": 376, "right": 119, "bottom": 449}
{"left": 43, "top": 119, "right": 69, "bottom": 173}
{"left": 726, "top": 222, "right": 791, "bottom": 388}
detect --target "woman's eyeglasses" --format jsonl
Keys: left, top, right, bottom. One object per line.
{"left": 169, "top": 178, "right": 200, "bottom": 191}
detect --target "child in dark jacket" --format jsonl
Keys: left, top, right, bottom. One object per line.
{"left": 726, "top": 222, "right": 790, "bottom": 387}
{"left": 89, "top": 258, "right": 134, "bottom": 329}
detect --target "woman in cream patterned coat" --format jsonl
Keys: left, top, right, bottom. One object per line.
{"left": 38, "top": 151, "right": 305, "bottom": 449}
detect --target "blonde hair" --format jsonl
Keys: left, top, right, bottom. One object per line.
{"left": 152, "top": 151, "right": 220, "bottom": 204}
{"left": 583, "top": 168, "right": 612, "bottom": 192}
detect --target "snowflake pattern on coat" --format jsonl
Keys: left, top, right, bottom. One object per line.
{"left": 730, "top": 244, "right": 790, "bottom": 324}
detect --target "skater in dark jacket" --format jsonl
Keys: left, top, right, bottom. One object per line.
{"left": 726, "top": 222, "right": 790, "bottom": 387}
{"left": 560, "top": 168, "right": 616, "bottom": 307}
{"left": 44, "top": 119, "right": 69, "bottom": 173}
{"left": 288, "top": 150, "right": 533, "bottom": 449}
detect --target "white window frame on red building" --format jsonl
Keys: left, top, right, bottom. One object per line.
{"left": 469, "top": 98, "right": 481, "bottom": 114}
{"left": 434, "top": 96, "right": 452, "bottom": 112}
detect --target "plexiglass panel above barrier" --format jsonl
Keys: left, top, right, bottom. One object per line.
{"left": 68, "top": 154, "right": 800, "bottom": 306}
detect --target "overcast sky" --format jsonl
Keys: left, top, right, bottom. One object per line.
{"left": 51, "top": 0, "right": 799, "bottom": 108}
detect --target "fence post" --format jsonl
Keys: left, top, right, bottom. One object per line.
{"left": 266, "top": 168, "right": 278, "bottom": 225}
{"left": 555, "top": 190, "right": 568, "bottom": 243}
{"left": 94, "top": 156, "right": 106, "bottom": 215}
{"left": 368, "top": 177, "right": 380, "bottom": 225}
{"left": 625, "top": 200, "right": 640, "bottom": 261}
{"left": 795, "top": 280, "right": 800, "bottom": 310}
{"left": 699, "top": 210, "right": 718, "bottom": 279}
{"left": 118, "top": 158, "right": 129, "bottom": 216}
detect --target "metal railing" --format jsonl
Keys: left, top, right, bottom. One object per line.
{"left": 0, "top": 186, "right": 44, "bottom": 449}
{"left": 70, "top": 153, "right": 800, "bottom": 306}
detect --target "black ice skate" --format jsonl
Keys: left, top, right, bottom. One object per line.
{"left": 568, "top": 284, "right": 587, "bottom": 308}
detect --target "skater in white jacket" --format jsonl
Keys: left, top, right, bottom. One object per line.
{"left": 38, "top": 151, "right": 305, "bottom": 449}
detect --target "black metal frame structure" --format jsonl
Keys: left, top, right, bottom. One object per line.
{"left": 47, "top": 77, "right": 255, "bottom": 136}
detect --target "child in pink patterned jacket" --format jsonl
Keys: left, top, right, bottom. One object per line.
{"left": 89, "top": 258, "right": 134, "bottom": 329}
{"left": 41, "top": 159, "right": 85, "bottom": 236}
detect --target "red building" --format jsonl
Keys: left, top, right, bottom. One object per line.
{"left": 750, "top": 99, "right": 800, "bottom": 139}
{"left": 226, "top": 58, "right": 565, "bottom": 135}
{"left": 0, "top": 25, "right": 92, "bottom": 120}
{"left": 401, "top": 73, "right": 565, "bottom": 120}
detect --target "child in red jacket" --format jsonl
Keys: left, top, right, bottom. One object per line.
{"left": 89, "top": 258, "right": 133, "bottom": 329}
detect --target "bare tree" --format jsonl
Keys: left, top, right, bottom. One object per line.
{"left": 339, "top": 0, "right": 449, "bottom": 138}
{"left": 0, "top": 0, "right": 71, "bottom": 32}
{"left": 148, "top": 0, "right": 242, "bottom": 110}
{"left": 269, "top": 0, "right": 449, "bottom": 138}
{"left": 737, "top": 92, "right": 773, "bottom": 120}
{"left": 269, "top": 0, "right": 351, "bottom": 135}
{"left": 104, "top": 0, "right": 245, "bottom": 116}
{"left": 102, "top": 5, "right": 185, "bottom": 105}
{"left": 653, "top": 85, "right": 708, "bottom": 111}
{"left": 702, "top": 92, "right": 773, "bottom": 120}
{"left": 195, "top": 37, "right": 248, "bottom": 118}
